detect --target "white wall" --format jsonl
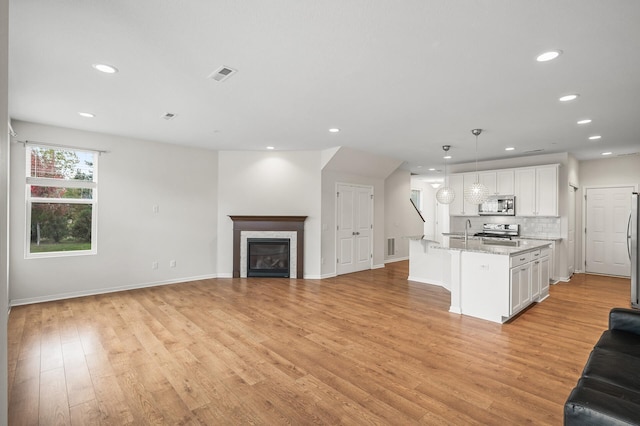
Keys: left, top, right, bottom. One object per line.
{"left": 410, "top": 177, "right": 438, "bottom": 239}
{"left": 384, "top": 168, "right": 424, "bottom": 261}
{"left": 9, "top": 121, "right": 218, "bottom": 304}
{"left": 577, "top": 155, "right": 640, "bottom": 270}
{"left": 0, "top": 0, "right": 9, "bottom": 420}
{"left": 216, "top": 150, "right": 322, "bottom": 278}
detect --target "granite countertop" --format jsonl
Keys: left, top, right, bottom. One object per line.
{"left": 443, "top": 232, "right": 562, "bottom": 242}
{"left": 430, "top": 238, "right": 552, "bottom": 256}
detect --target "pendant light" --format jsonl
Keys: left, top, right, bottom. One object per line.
{"left": 464, "top": 128, "right": 489, "bottom": 204}
{"left": 436, "top": 145, "right": 455, "bottom": 204}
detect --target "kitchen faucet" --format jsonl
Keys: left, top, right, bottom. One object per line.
{"left": 464, "top": 219, "right": 472, "bottom": 244}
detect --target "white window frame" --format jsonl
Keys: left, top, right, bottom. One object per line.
{"left": 25, "top": 145, "right": 98, "bottom": 258}
{"left": 410, "top": 188, "right": 422, "bottom": 211}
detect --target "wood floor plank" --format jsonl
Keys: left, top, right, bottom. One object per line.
{"left": 7, "top": 262, "right": 631, "bottom": 424}
{"left": 39, "top": 367, "right": 70, "bottom": 425}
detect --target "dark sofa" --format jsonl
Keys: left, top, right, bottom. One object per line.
{"left": 564, "top": 308, "right": 640, "bottom": 425}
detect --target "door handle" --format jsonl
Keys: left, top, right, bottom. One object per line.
{"left": 352, "top": 232, "right": 360, "bottom": 236}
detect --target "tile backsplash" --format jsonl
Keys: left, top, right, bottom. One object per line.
{"left": 450, "top": 216, "right": 561, "bottom": 238}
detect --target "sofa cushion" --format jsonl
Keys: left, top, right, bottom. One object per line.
{"left": 595, "top": 330, "right": 640, "bottom": 358}
{"left": 581, "top": 348, "right": 640, "bottom": 393}
{"left": 565, "top": 377, "right": 640, "bottom": 425}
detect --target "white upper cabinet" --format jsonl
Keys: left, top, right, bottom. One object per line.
{"left": 514, "top": 165, "right": 559, "bottom": 217}
{"left": 448, "top": 173, "right": 479, "bottom": 216}
{"left": 450, "top": 164, "right": 557, "bottom": 217}
{"left": 496, "top": 170, "right": 515, "bottom": 195}
{"left": 478, "top": 171, "right": 497, "bottom": 195}
{"left": 479, "top": 170, "right": 515, "bottom": 195}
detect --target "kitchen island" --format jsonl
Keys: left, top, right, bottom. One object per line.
{"left": 408, "top": 236, "right": 552, "bottom": 323}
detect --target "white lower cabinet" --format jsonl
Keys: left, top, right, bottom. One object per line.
{"left": 539, "top": 252, "right": 550, "bottom": 298}
{"left": 510, "top": 262, "right": 531, "bottom": 315}
{"left": 509, "top": 247, "right": 551, "bottom": 316}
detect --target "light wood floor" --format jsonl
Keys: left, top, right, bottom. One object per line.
{"left": 8, "top": 261, "right": 631, "bottom": 425}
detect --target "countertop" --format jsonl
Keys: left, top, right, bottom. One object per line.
{"left": 443, "top": 232, "right": 562, "bottom": 242}
{"left": 430, "top": 238, "right": 552, "bottom": 256}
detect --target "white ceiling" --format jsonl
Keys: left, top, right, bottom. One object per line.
{"left": 8, "top": 1, "right": 640, "bottom": 179}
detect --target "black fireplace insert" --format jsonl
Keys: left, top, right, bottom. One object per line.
{"left": 247, "top": 238, "right": 290, "bottom": 277}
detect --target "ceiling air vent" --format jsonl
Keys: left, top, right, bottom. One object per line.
{"left": 522, "top": 149, "right": 544, "bottom": 154}
{"left": 162, "top": 112, "right": 177, "bottom": 120}
{"left": 208, "top": 66, "right": 238, "bottom": 82}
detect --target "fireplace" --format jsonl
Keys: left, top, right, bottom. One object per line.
{"left": 229, "top": 215, "right": 307, "bottom": 278}
{"left": 247, "top": 238, "right": 290, "bottom": 277}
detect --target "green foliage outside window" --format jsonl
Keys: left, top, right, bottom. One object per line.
{"left": 28, "top": 146, "right": 96, "bottom": 254}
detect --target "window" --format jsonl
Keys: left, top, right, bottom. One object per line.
{"left": 26, "top": 145, "right": 98, "bottom": 257}
{"left": 410, "top": 189, "right": 422, "bottom": 211}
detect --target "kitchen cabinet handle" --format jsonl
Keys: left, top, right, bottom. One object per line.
{"left": 520, "top": 257, "right": 526, "bottom": 261}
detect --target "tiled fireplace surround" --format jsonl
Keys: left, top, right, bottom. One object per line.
{"left": 229, "top": 216, "right": 307, "bottom": 279}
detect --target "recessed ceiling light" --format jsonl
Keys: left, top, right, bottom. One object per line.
{"left": 536, "top": 50, "right": 562, "bottom": 62}
{"left": 589, "top": 135, "right": 602, "bottom": 140}
{"left": 428, "top": 168, "right": 436, "bottom": 171}
{"left": 443, "top": 155, "right": 452, "bottom": 159}
{"left": 505, "top": 147, "right": 515, "bottom": 151}
{"left": 266, "top": 146, "right": 275, "bottom": 150}
{"left": 601, "top": 152, "right": 612, "bottom": 156}
{"left": 329, "top": 128, "right": 340, "bottom": 133}
{"left": 559, "top": 94, "right": 579, "bottom": 102}
{"left": 78, "top": 112, "right": 95, "bottom": 118}
{"left": 92, "top": 63, "right": 118, "bottom": 74}
{"left": 577, "top": 119, "right": 592, "bottom": 125}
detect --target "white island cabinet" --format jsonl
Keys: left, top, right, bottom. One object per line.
{"left": 409, "top": 236, "right": 551, "bottom": 323}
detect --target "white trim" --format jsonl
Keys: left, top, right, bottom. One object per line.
{"left": 303, "top": 274, "right": 323, "bottom": 279}
{"left": 216, "top": 272, "right": 233, "bottom": 278}
{"left": 10, "top": 274, "right": 218, "bottom": 306}
{"left": 385, "top": 256, "right": 409, "bottom": 264}
{"left": 372, "top": 263, "right": 385, "bottom": 269}
{"left": 407, "top": 276, "right": 446, "bottom": 288}
{"left": 319, "top": 272, "right": 337, "bottom": 279}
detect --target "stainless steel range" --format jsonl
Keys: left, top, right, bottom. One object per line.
{"left": 474, "top": 223, "right": 519, "bottom": 240}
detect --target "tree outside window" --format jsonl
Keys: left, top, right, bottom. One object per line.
{"left": 27, "top": 146, "right": 97, "bottom": 256}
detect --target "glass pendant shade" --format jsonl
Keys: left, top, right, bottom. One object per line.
{"left": 464, "top": 181, "right": 489, "bottom": 204}
{"left": 464, "top": 128, "right": 489, "bottom": 204}
{"left": 436, "top": 186, "right": 455, "bottom": 204}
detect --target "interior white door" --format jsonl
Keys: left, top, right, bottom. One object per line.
{"left": 585, "top": 186, "right": 633, "bottom": 276}
{"left": 568, "top": 186, "right": 576, "bottom": 274}
{"left": 336, "top": 184, "right": 373, "bottom": 275}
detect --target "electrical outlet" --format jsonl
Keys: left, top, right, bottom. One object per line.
{"left": 152, "top": 261, "right": 158, "bottom": 270}
{"left": 169, "top": 260, "right": 176, "bottom": 268}
{"left": 152, "top": 204, "right": 159, "bottom": 214}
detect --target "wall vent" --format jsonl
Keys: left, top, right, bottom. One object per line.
{"left": 208, "top": 66, "right": 238, "bottom": 82}
{"left": 162, "top": 112, "right": 177, "bottom": 120}
{"left": 387, "top": 238, "right": 395, "bottom": 256}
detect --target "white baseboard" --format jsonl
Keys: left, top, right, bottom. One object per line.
{"left": 216, "top": 272, "right": 233, "bottom": 278}
{"left": 372, "top": 263, "right": 385, "bottom": 270}
{"left": 384, "top": 256, "right": 409, "bottom": 264}
{"left": 407, "top": 275, "right": 445, "bottom": 288}
{"left": 303, "top": 274, "right": 323, "bottom": 279}
{"left": 10, "top": 274, "right": 218, "bottom": 307}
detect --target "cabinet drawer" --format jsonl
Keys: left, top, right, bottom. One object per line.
{"left": 510, "top": 252, "right": 532, "bottom": 268}
{"left": 530, "top": 249, "right": 542, "bottom": 260}
{"left": 540, "top": 247, "right": 551, "bottom": 258}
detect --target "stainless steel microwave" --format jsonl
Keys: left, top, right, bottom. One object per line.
{"left": 479, "top": 195, "right": 515, "bottom": 216}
